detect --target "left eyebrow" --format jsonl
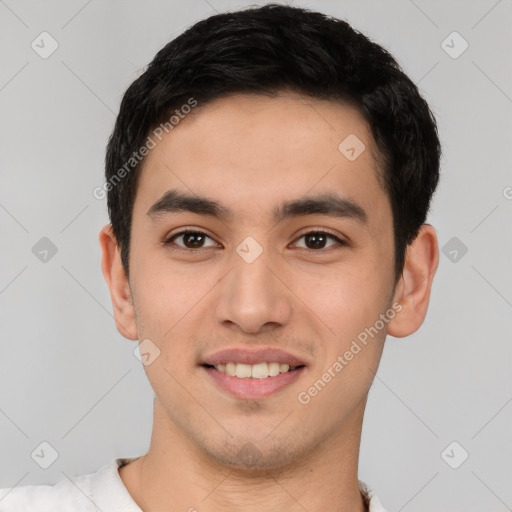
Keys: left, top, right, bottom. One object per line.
{"left": 147, "top": 188, "right": 367, "bottom": 224}
{"left": 272, "top": 193, "right": 367, "bottom": 224}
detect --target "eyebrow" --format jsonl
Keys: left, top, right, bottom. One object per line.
{"left": 147, "top": 188, "right": 367, "bottom": 224}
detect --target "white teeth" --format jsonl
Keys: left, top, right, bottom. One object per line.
{"left": 213, "top": 362, "right": 298, "bottom": 378}
{"left": 268, "top": 362, "right": 280, "bottom": 376}
{"left": 235, "top": 363, "right": 252, "bottom": 378}
{"left": 225, "top": 362, "right": 236, "bottom": 377}
{"left": 251, "top": 363, "right": 268, "bottom": 379}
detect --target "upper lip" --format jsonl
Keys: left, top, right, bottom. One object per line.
{"left": 201, "top": 347, "right": 307, "bottom": 367}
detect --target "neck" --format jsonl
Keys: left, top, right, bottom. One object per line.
{"left": 120, "top": 399, "right": 368, "bottom": 512}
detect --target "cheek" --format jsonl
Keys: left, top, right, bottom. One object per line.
{"left": 130, "top": 257, "right": 219, "bottom": 364}
{"left": 298, "top": 269, "right": 389, "bottom": 411}
{"left": 131, "top": 270, "right": 202, "bottom": 393}
{"left": 130, "top": 235, "right": 198, "bottom": 317}
{"left": 134, "top": 270, "right": 200, "bottom": 334}
{"left": 304, "top": 259, "right": 391, "bottom": 335}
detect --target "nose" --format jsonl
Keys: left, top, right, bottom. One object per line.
{"left": 214, "top": 248, "right": 293, "bottom": 335}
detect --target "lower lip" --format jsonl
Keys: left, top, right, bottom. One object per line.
{"left": 203, "top": 366, "right": 306, "bottom": 400}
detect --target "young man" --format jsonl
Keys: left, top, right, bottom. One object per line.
{"left": 0, "top": 4, "right": 440, "bottom": 511}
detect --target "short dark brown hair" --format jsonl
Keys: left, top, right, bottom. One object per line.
{"left": 105, "top": 3, "right": 441, "bottom": 281}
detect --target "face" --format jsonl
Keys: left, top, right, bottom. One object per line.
{"left": 124, "top": 92, "right": 399, "bottom": 469}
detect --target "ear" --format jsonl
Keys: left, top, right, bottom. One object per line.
{"left": 99, "top": 224, "right": 138, "bottom": 340}
{"left": 387, "top": 224, "right": 439, "bottom": 338}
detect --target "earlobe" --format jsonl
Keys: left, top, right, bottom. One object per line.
{"left": 99, "top": 224, "right": 138, "bottom": 340}
{"left": 387, "top": 224, "right": 439, "bottom": 338}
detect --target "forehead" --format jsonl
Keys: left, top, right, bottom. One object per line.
{"left": 133, "top": 92, "right": 390, "bottom": 228}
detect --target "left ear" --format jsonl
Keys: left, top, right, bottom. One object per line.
{"left": 387, "top": 224, "right": 439, "bottom": 338}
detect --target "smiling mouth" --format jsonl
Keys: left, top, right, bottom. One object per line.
{"left": 203, "top": 362, "right": 305, "bottom": 379}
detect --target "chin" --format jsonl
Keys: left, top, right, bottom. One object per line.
{"left": 197, "top": 433, "right": 311, "bottom": 474}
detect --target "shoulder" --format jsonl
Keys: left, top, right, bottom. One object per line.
{"left": 0, "top": 457, "right": 141, "bottom": 512}
{"left": 359, "top": 480, "right": 389, "bottom": 512}
{"left": 0, "top": 473, "right": 96, "bottom": 512}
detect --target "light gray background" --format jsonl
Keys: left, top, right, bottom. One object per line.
{"left": 1, "top": 1, "right": 511, "bottom": 511}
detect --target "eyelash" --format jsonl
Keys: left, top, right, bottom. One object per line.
{"left": 163, "top": 229, "right": 348, "bottom": 253}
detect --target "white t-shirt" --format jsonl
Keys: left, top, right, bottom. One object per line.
{"left": 0, "top": 456, "right": 388, "bottom": 511}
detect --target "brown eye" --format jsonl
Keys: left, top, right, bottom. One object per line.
{"left": 165, "top": 230, "right": 218, "bottom": 250}
{"left": 294, "top": 231, "right": 345, "bottom": 250}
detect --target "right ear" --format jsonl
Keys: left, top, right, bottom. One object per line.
{"left": 99, "top": 224, "right": 138, "bottom": 340}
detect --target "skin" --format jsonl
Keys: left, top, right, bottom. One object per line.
{"left": 100, "top": 91, "right": 439, "bottom": 512}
